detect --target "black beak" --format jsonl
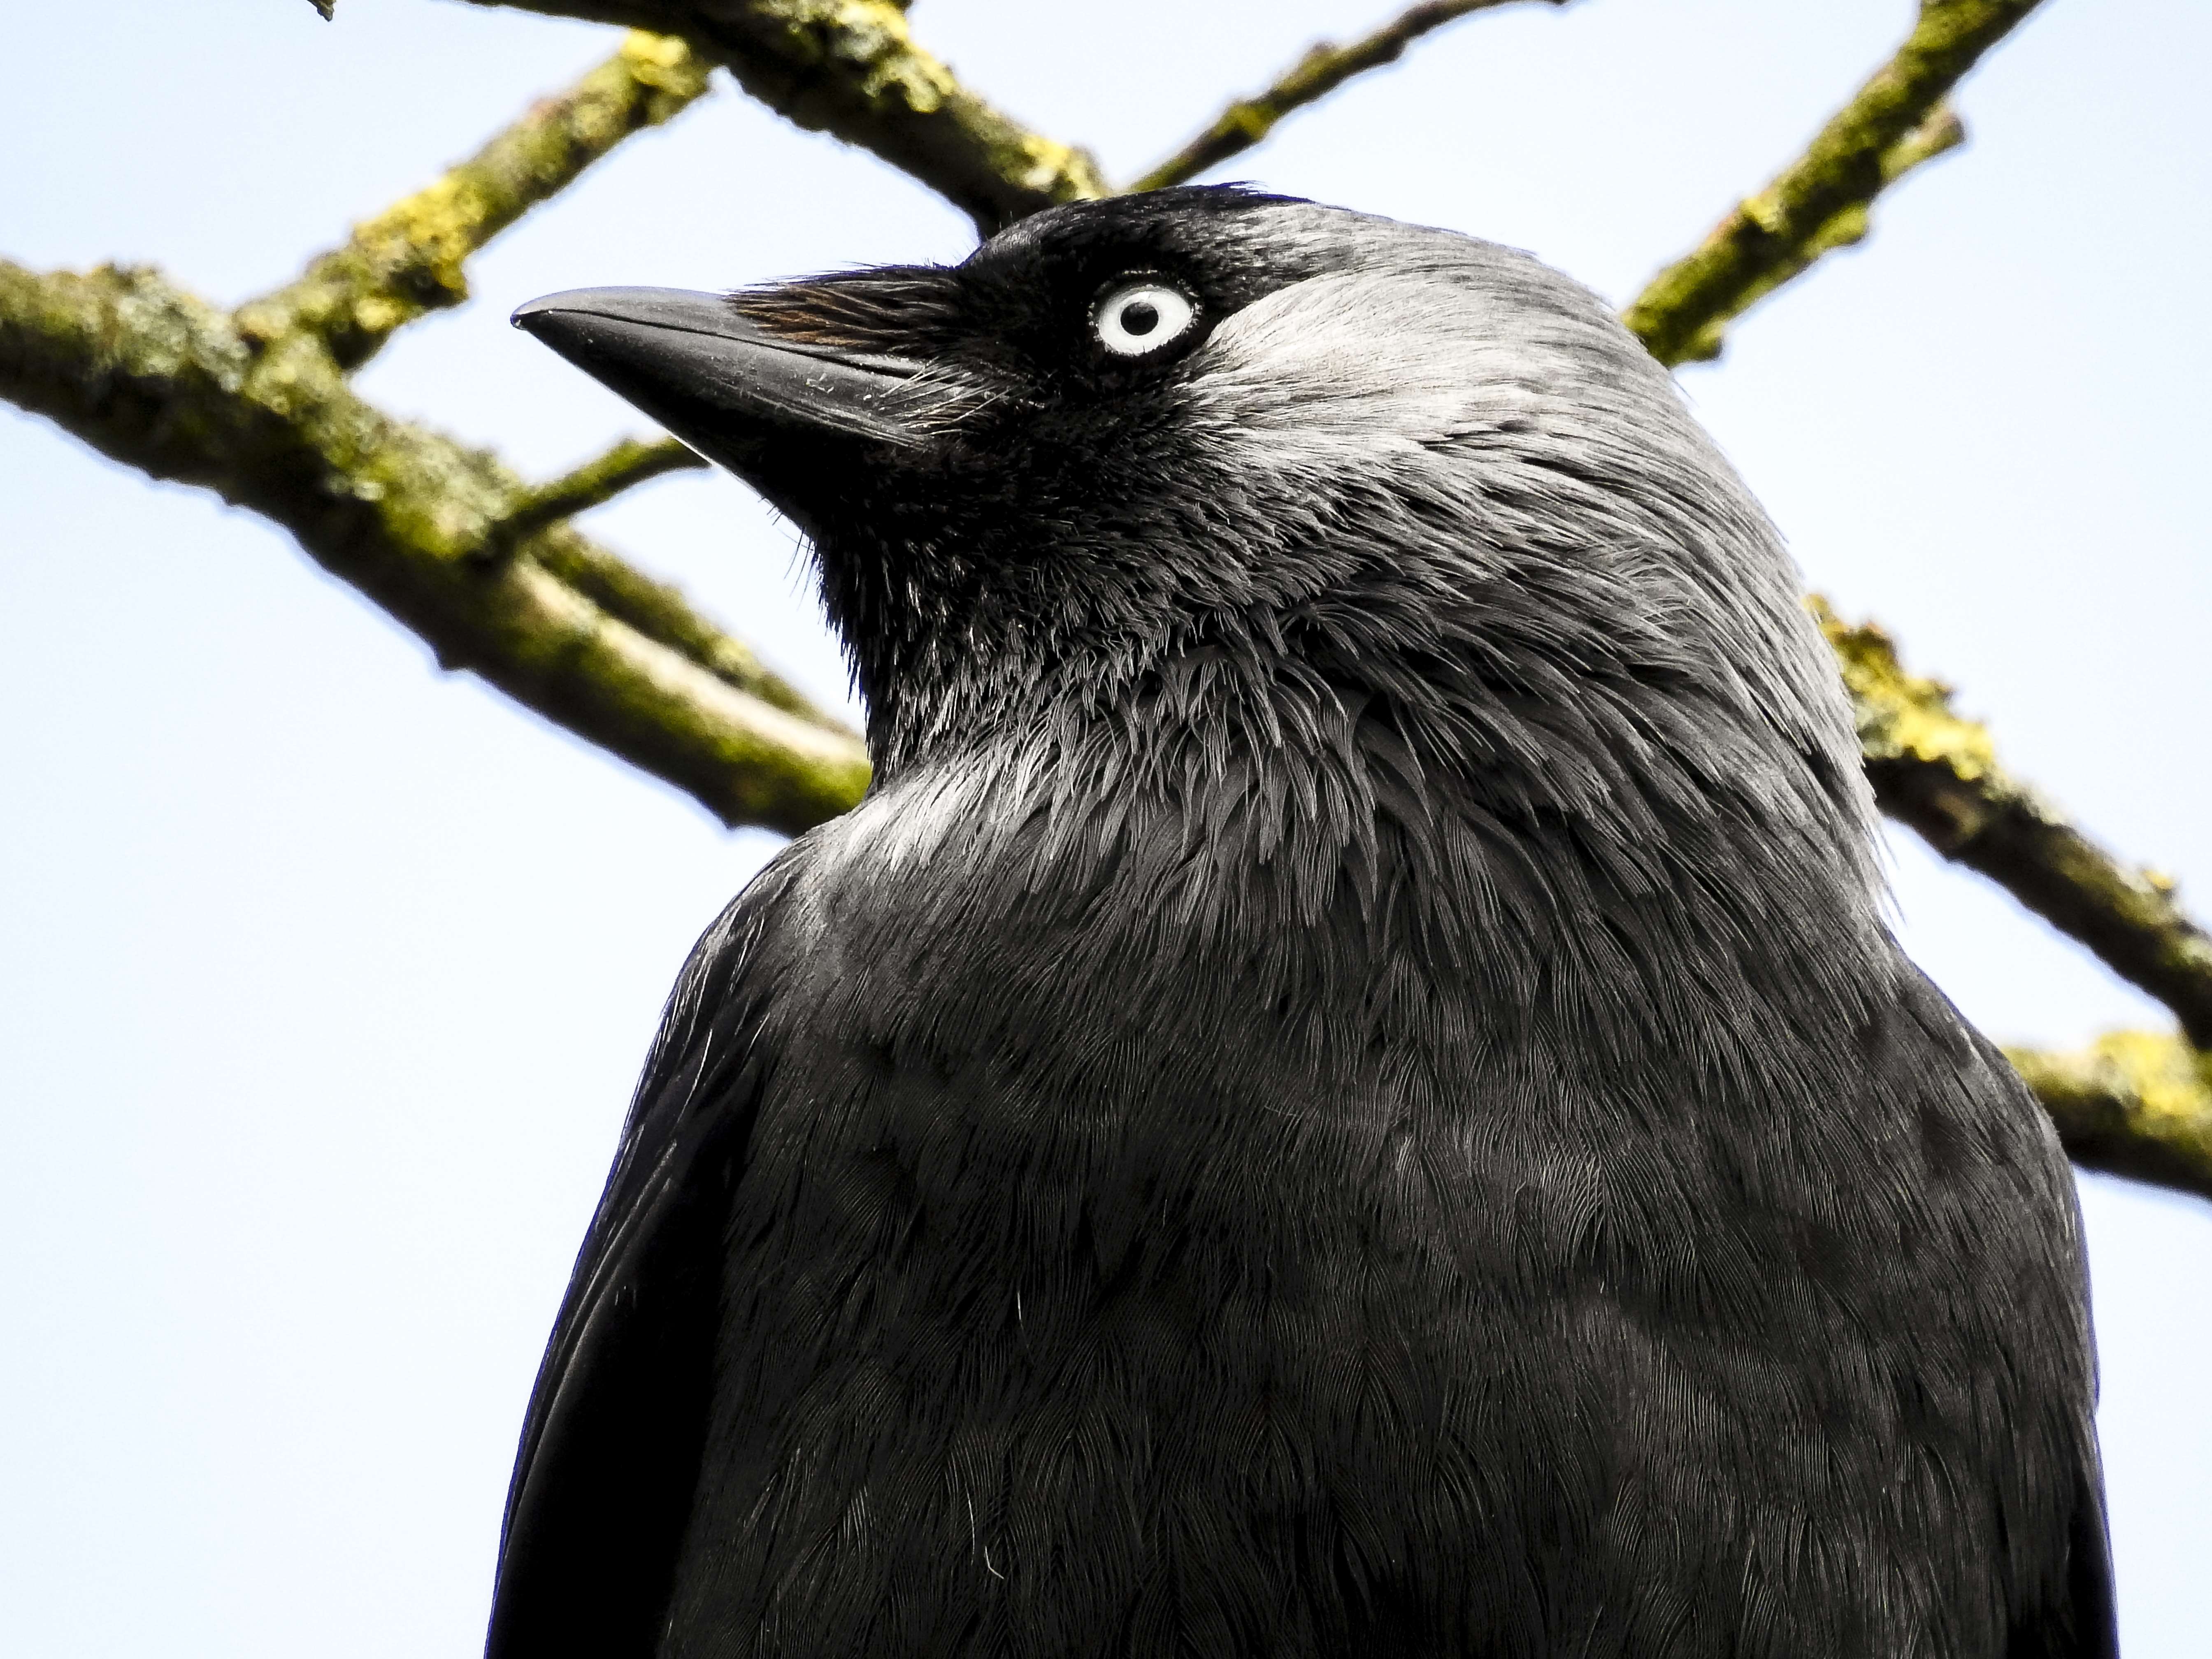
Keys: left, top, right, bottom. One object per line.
{"left": 511, "top": 287, "right": 929, "bottom": 483}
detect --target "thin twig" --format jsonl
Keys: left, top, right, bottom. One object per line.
{"left": 486, "top": 438, "right": 849, "bottom": 730}
{"left": 1623, "top": 0, "right": 2045, "bottom": 365}
{"left": 1129, "top": 0, "right": 1567, "bottom": 193}
{"left": 527, "top": 522, "right": 848, "bottom": 731}
{"left": 487, "top": 435, "right": 708, "bottom": 553}
{"left": 237, "top": 32, "right": 712, "bottom": 370}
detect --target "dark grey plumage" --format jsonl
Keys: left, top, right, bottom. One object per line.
{"left": 499, "top": 188, "right": 2114, "bottom": 1658}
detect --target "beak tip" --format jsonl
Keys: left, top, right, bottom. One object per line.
{"left": 511, "top": 295, "right": 558, "bottom": 337}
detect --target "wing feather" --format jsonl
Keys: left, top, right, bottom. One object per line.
{"left": 485, "top": 875, "right": 791, "bottom": 1659}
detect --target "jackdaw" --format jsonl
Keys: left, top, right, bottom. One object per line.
{"left": 501, "top": 186, "right": 2114, "bottom": 1658}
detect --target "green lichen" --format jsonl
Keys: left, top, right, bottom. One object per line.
{"left": 2008, "top": 1032, "right": 2212, "bottom": 1202}
{"left": 236, "top": 33, "right": 711, "bottom": 370}
{"left": 1809, "top": 594, "right": 1998, "bottom": 783}
{"left": 1812, "top": 595, "right": 2212, "bottom": 1048}
{"left": 16, "top": 0, "right": 2212, "bottom": 1201}
{"left": 1624, "top": 0, "right": 2035, "bottom": 366}
{"left": 691, "top": 0, "right": 1105, "bottom": 232}
{"left": 0, "top": 33, "right": 877, "bottom": 835}
{"left": 2, "top": 254, "right": 866, "bottom": 835}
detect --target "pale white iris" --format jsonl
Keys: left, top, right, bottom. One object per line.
{"left": 1091, "top": 280, "right": 1197, "bottom": 357}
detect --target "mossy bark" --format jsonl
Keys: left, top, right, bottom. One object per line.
{"left": 1623, "top": 0, "right": 2043, "bottom": 365}
{"left": 0, "top": 258, "right": 867, "bottom": 835}
{"left": 1815, "top": 598, "right": 2212, "bottom": 1053}
{"left": 239, "top": 33, "right": 712, "bottom": 371}
{"left": 2010, "top": 1033, "right": 2212, "bottom": 1201}
{"left": 9, "top": 0, "right": 2210, "bottom": 1205}
{"left": 466, "top": 0, "right": 1106, "bottom": 233}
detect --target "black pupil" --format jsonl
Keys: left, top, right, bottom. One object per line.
{"left": 1119, "top": 298, "right": 1161, "bottom": 337}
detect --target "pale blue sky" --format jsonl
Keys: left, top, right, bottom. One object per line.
{"left": 2, "top": 1, "right": 2205, "bottom": 1653}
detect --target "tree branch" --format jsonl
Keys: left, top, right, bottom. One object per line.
{"left": 20, "top": 247, "right": 2208, "bottom": 1203}
{"left": 520, "top": 493, "right": 844, "bottom": 729}
{"left": 1622, "top": 0, "right": 2042, "bottom": 366}
{"left": 458, "top": 1, "right": 1106, "bottom": 235}
{"left": 1815, "top": 599, "right": 2212, "bottom": 1051}
{"left": 236, "top": 31, "right": 711, "bottom": 371}
{"left": 1129, "top": 0, "right": 1569, "bottom": 194}
{"left": 16, "top": 0, "right": 2210, "bottom": 1209}
{"left": 2011, "top": 1032, "right": 2212, "bottom": 1203}
{"left": 0, "top": 258, "right": 867, "bottom": 834}
{"left": 475, "top": 434, "right": 842, "bottom": 731}
{"left": 485, "top": 434, "right": 707, "bottom": 551}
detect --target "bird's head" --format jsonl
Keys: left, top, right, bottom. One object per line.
{"left": 518, "top": 188, "right": 1871, "bottom": 915}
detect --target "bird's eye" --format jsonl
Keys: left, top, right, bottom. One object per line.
{"left": 1091, "top": 279, "right": 1197, "bottom": 358}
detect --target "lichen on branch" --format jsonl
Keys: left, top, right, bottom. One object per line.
{"left": 0, "top": 257, "right": 867, "bottom": 834}
{"left": 2010, "top": 1032, "right": 2212, "bottom": 1203}
{"left": 10, "top": 0, "right": 2210, "bottom": 1208}
{"left": 1622, "top": 0, "right": 2043, "bottom": 366}
{"left": 466, "top": 0, "right": 1106, "bottom": 234}
{"left": 1814, "top": 598, "right": 2212, "bottom": 1051}
{"left": 237, "top": 31, "right": 711, "bottom": 371}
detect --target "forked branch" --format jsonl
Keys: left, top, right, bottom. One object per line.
{"left": 10, "top": 0, "right": 2208, "bottom": 1202}
{"left": 0, "top": 258, "right": 867, "bottom": 833}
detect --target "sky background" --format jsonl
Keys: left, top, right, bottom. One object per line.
{"left": 2, "top": 0, "right": 2206, "bottom": 1652}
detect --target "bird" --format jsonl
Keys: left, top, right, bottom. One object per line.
{"left": 499, "top": 186, "right": 2115, "bottom": 1658}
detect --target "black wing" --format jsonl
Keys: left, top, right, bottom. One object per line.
{"left": 2049, "top": 1457, "right": 2121, "bottom": 1659}
{"left": 1941, "top": 1007, "right": 2119, "bottom": 1659}
{"left": 485, "top": 876, "right": 790, "bottom": 1659}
